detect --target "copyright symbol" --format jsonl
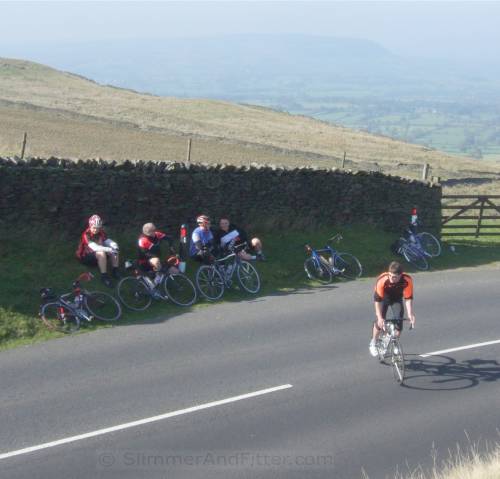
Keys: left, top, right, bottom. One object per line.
{"left": 99, "top": 453, "right": 116, "bottom": 467}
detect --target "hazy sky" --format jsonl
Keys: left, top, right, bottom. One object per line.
{"left": 1, "top": 1, "right": 500, "bottom": 62}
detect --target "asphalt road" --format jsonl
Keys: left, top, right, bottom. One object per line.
{"left": 1, "top": 267, "right": 499, "bottom": 479}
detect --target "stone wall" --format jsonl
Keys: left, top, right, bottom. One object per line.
{"left": 0, "top": 157, "right": 441, "bottom": 234}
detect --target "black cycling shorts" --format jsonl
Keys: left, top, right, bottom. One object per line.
{"left": 375, "top": 299, "right": 404, "bottom": 332}
{"left": 79, "top": 253, "right": 98, "bottom": 266}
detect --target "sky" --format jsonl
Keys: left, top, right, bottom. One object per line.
{"left": 1, "top": 1, "right": 500, "bottom": 63}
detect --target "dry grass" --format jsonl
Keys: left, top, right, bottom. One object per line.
{"left": 393, "top": 442, "right": 500, "bottom": 479}
{"left": 1, "top": 57, "right": 500, "bottom": 193}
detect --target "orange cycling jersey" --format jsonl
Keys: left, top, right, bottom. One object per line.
{"left": 374, "top": 273, "right": 413, "bottom": 302}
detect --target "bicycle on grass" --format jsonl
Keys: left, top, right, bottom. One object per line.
{"left": 116, "top": 256, "right": 197, "bottom": 310}
{"left": 396, "top": 230, "right": 441, "bottom": 271}
{"left": 304, "top": 233, "right": 362, "bottom": 283}
{"left": 39, "top": 272, "right": 122, "bottom": 333}
{"left": 195, "top": 242, "right": 261, "bottom": 301}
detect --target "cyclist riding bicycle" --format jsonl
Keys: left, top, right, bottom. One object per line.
{"left": 76, "top": 214, "right": 120, "bottom": 287}
{"left": 369, "top": 261, "right": 416, "bottom": 357}
{"left": 190, "top": 215, "right": 215, "bottom": 263}
{"left": 138, "top": 223, "right": 179, "bottom": 284}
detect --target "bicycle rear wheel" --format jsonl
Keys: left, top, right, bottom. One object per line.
{"left": 417, "top": 232, "right": 441, "bottom": 257}
{"left": 334, "top": 253, "right": 362, "bottom": 279}
{"left": 117, "top": 276, "right": 152, "bottom": 311}
{"left": 196, "top": 266, "right": 225, "bottom": 301}
{"left": 163, "top": 273, "right": 197, "bottom": 306}
{"left": 390, "top": 339, "right": 405, "bottom": 384}
{"left": 40, "top": 302, "right": 80, "bottom": 333}
{"left": 236, "top": 261, "right": 261, "bottom": 294}
{"left": 401, "top": 244, "right": 429, "bottom": 270}
{"left": 85, "top": 291, "right": 122, "bottom": 321}
{"left": 304, "top": 257, "right": 333, "bottom": 284}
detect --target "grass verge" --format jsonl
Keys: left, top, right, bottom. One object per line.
{"left": 1, "top": 224, "right": 500, "bottom": 350}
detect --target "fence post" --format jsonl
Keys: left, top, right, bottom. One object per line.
{"left": 20, "top": 132, "right": 27, "bottom": 159}
{"left": 186, "top": 138, "right": 192, "bottom": 165}
{"left": 475, "top": 197, "right": 486, "bottom": 237}
{"left": 422, "top": 163, "right": 429, "bottom": 181}
{"left": 341, "top": 151, "right": 346, "bottom": 169}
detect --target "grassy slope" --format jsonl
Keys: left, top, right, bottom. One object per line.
{"left": 2, "top": 57, "right": 500, "bottom": 187}
{"left": 1, "top": 225, "right": 500, "bottom": 350}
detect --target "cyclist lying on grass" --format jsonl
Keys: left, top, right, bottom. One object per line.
{"left": 213, "top": 216, "right": 265, "bottom": 261}
{"left": 138, "top": 223, "right": 179, "bottom": 284}
{"left": 369, "top": 261, "right": 416, "bottom": 357}
{"left": 76, "top": 214, "right": 119, "bottom": 288}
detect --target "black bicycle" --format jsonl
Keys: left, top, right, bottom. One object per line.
{"left": 117, "top": 257, "right": 197, "bottom": 310}
{"left": 39, "top": 272, "right": 122, "bottom": 333}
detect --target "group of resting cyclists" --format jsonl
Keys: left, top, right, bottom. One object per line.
{"left": 76, "top": 214, "right": 415, "bottom": 358}
{"left": 76, "top": 214, "right": 265, "bottom": 288}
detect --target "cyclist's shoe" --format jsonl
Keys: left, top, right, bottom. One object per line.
{"left": 111, "top": 267, "right": 121, "bottom": 280}
{"left": 257, "top": 252, "right": 266, "bottom": 261}
{"left": 393, "top": 345, "right": 399, "bottom": 355}
{"left": 369, "top": 340, "right": 378, "bottom": 357}
{"left": 101, "top": 273, "right": 113, "bottom": 288}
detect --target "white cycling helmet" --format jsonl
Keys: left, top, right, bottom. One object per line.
{"left": 88, "top": 214, "right": 102, "bottom": 228}
{"left": 196, "top": 215, "right": 210, "bottom": 225}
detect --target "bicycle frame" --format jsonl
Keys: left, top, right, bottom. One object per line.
{"left": 307, "top": 245, "right": 341, "bottom": 274}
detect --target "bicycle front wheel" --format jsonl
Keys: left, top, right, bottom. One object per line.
{"left": 85, "top": 291, "right": 122, "bottom": 321}
{"left": 304, "top": 257, "right": 333, "bottom": 284}
{"left": 196, "top": 266, "right": 225, "bottom": 301}
{"left": 236, "top": 261, "right": 261, "bottom": 294}
{"left": 40, "top": 302, "right": 80, "bottom": 333}
{"left": 417, "top": 232, "right": 441, "bottom": 257}
{"left": 390, "top": 339, "right": 405, "bottom": 384}
{"left": 163, "top": 273, "right": 197, "bottom": 307}
{"left": 335, "top": 253, "right": 363, "bottom": 279}
{"left": 401, "top": 244, "right": 429, "bottom": 270}
{"left": 117, "top": 276, "right": 152, "bottom": 311}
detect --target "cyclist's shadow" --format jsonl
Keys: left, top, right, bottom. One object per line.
{"left": 400, "top": 354, "right": 500, "bottom": 391}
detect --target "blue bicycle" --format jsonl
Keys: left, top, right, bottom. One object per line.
{"left": 396, "top": 229, "right": 441, "bottom": 271}
{"left": 304, "top": 234, "right": 362, "bottom": 283}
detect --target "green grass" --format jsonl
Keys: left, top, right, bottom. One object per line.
{"left": 2, "top": 224, "right": 500, "bottom": 350}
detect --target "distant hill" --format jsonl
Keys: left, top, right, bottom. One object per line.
{"left": 1, "top": 56, "right": 500, "bottom": 192}
{"left": 5, "top": 34, "right": 500, "bottom": 160}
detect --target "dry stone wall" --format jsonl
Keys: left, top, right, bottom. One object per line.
{"left": 0, "top": 157, "right": 441, "bottom": 233}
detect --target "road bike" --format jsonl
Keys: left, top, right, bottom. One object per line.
{"left": 396, "top": 230, "right": 441, "bottom": 271}
{"left": 116, "top": 257, "right": 197, "bottom": 310}
{"left": 374, "top": 304, "right": 413, "bottom": 384}
{"left": 195, "top": 243, "right": 261, "bottom": 301}
{"left": 39, "top": 272, "right": 122, "bottom": 333}
{"left": 304, "top": 233, "right": 362, "bottom": 284}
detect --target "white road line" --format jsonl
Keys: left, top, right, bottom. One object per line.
{"left": 420, "top": 339, "right": 500, "bottom": 358}
{"left": 0, "top": 383, "right": 293, "bottom": 461}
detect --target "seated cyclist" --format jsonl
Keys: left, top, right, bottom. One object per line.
{"left": 369, "top": 261, "right": 416, "bottom": 357}
{"left": 189, "top": 215, "right": 215, "bottom": 263}
{"left": 138, "top": 223, "right": 179, "bottom": 282}
{"left": 213, "top": 216, "right": 265, "bottom": 261}
{"left": 76, "top": 214, "right": 119, "bottom": 287}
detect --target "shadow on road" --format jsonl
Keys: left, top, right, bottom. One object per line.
{"left": 399, "top": 354, "right": 500, "bottom": 391}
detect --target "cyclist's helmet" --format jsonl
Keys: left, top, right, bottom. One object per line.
{"left": 88, "top": 214, "right": 103, "bottom": 229}
{"left": 196, "top": 215, "right": 210, "bottom": 225}
{"left": 142, "top": 222, "right": 156, "bottom": 236}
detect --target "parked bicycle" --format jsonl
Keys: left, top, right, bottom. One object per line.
{"left": 396, "top": 230, "right": 441, "bottom": 271}
{"left": 195, "top": 242, "right": 261, "bottom": 301}
{"left": 39, "top": 272, "right": 122, "bottom": 333}
{"left": 375, "top": 304, "right": 413, "bottom": 384}
{"left": 116, "top": 256, "right": 197, "bottom": 310}
{"left": 304, "top": 233, "right": 362, "bottom": 283}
